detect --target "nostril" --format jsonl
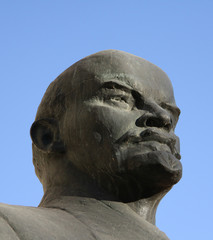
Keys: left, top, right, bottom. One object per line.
{"left": 135, "top": 114, "right": 172, "bottom": 130}
{"left": 135, "top": 118, "right": 142, "bottom": 127}
{"left": 146, "top": 117, "right": 163, "bottom": 128}
{"left": 146, "top": 117, "right": 172, "bottom": 130}
{"left": 164, "top": 123, "right": 171, "bottom": 131}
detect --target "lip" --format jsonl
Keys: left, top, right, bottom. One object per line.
{"left": 115, "top": 128, "right": 181, "bottom": 160}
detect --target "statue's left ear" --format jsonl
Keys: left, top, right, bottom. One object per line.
{"left": 30, "top": 118, "right": 65, "bottom": 153}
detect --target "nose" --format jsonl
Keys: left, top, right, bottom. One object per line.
{"left": 135, "top": 106, "right": 172, "bottom": 131}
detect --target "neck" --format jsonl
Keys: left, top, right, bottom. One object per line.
{"left": 39, "top": 161, "right": 170, "bottom": 225}
{"left": 40, "top": 187, "right": 168, "bottom": 225}
{"left": 39, "top": 163, "right": 119, "bottom": 206}
{"left": 127, "top": 189, "right": 170, "bottom": 225}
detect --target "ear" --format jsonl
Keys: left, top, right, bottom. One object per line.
{"left": 30, "top": 118, "right": 65, "bottom": 153}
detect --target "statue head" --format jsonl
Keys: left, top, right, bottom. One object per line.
{"left": 30, "top": 50, "right": 182, "bottom": 202}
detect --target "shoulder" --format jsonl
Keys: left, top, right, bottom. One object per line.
{"left": 0, "top": 202, "right": 96, "bottom": 240}
{"left": 0, "top": 203, "right": 21, "bottom": 239}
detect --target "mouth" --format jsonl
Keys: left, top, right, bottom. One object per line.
{"left": 115, "top": 128, "right": 181, "bottom": 160}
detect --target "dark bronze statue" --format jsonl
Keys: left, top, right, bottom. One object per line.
{"left": 0, "top": 50, "right": 182, "bottom": 240}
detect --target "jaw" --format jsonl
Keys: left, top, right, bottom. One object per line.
{"left": 98, "top": 149, "right": 182, "bottom": 203}
{"left": 57, "top": 138, "right": 182, "bottom": 203}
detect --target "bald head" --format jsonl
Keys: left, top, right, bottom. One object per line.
{"left": 36, "top": 50, "right": 175, "bottom": 120}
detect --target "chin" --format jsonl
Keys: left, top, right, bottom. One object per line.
{"left": 109, "top": 150, "right": 182, "bottom": 202}
{"left": 127, "top": 150, "right": 182, "bottom": 183}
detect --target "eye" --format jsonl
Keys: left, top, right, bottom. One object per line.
{"left": 95, "top": 88, "right": 134, "bottom": 110}
{"left": 106, "top": 95, "right": 130, "bottom": 107}
{"left": 104, "top": 93, "right": 134, "bottom": 110}
{"left": 109, "top": 96, "right": 127, "bottom": 103}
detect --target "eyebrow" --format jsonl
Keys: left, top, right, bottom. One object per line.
{"left": 100, "top": 80, "right": 133, "bottom": 92}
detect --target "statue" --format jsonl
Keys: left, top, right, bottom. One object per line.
{"left": 0, "top": 50, "right": 182, "bottom": 240}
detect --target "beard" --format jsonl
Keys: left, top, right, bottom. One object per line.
{"left": 108, "top": 141, "right": 182, "bottom": 202}
{"left": 70, "top": 127, "right": 182, "bottom": 203}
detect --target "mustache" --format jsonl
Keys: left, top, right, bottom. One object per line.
{"left": 115, "top": 128, "right": 181, "bottom": 160}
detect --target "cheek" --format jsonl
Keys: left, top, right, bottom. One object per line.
{"left": 82, "top": 105, "right": 138, "bottom": 143}
{"left": 63, "top": 105, "right": 140, "bottom": 174}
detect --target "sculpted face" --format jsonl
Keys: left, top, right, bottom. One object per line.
{"left": 60, "top": 51, "right": 182, "bottom": 201}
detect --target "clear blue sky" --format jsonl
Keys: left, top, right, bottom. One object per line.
{"left": 0, "top": 1, "right": 212, "bottom": 239}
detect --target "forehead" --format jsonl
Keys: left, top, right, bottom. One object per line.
{"left": 68, "top": 52, "right": 176, "bottom": 105}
